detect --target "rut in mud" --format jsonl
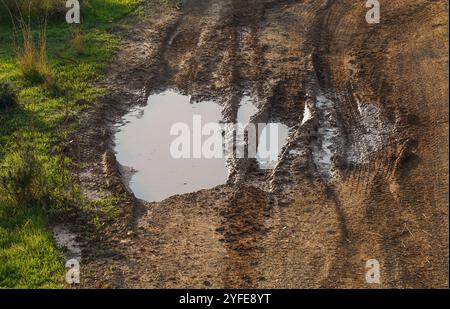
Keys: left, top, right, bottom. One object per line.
{"left": 72, "top": 0, "right": 448, "bottom": 288}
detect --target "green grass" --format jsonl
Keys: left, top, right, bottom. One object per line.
{"left": 0, "top": 0, "right": 142, "bottom": 288}
{"left": 0, "top": 203, "right": 65, "bottom": 288}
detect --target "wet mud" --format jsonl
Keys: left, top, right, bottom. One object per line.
{"left": 70, "top": 0, "right": 448, "bottom": 288}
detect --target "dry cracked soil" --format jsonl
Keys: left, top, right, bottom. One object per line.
{"left": 67, "top": 0, "right": 448, "bottom": 288}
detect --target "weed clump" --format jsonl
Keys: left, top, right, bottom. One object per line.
{"left": 0, "top": 82, "right": 17, "bottom": 109}
{"left": 70, "top": 29, "right": 85, "bottom": 56}
{"left": 0, "top": 136, "right": 48, "bottom": 207}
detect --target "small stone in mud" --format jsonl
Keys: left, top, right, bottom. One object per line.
{"left": 304, "top": 207, "right": 313, "bottom": 213}
{"left": 215, "top": 226, "right": 225, "bottom": 233}
{"left": 278, "top": 199, "right": 291, "bottom": 207}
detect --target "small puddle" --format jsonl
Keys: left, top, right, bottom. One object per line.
{"left": 237, "top": 96, "right": 259, "bottom": 125}
{"left": 256, "top": 123, "right": 290, "bottom": 169}
{"left": 115, "top": 90, "right": 228, "bottom": 202}
{"left": 235, "top": 95, "right": 290, "bottom": 169}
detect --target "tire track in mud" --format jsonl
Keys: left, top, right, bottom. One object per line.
{"left": 305, "top": 0, "right": 406, "bottom": 287}
{"left": 220, "top": 186, "right": 269, "bottom": 288}
{"left": 307, "top": 0, "right": 448, "bottom": 287}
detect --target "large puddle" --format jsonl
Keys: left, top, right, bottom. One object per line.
{"left": 115, "top": 90, "right": 291, "bottom": 202}
{"left": 115, "top": 90, "right": 228, "bottom": 202}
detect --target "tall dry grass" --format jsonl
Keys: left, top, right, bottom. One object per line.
{"left": 0, "top": 0, "right": 66, "bottom": 19}
{"left": 2, "top": 0, "right": 55, "bottom": 88}
{"left": 70, "top": 29, "right": 85, "bottom": 55}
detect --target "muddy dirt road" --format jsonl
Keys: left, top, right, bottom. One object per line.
{"left": 72, "top": 0, "right": 448, "bottom": 288}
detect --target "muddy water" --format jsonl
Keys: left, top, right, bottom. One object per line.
{"left": 115, "top": 90, "right": 228, "bottom": 202}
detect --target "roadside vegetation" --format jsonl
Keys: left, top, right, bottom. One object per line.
{"left": 0, "top": 0, "right": 142, "bottom": 288}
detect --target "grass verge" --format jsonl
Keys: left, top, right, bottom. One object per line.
{"left": 0, "top": 0, "right": 142, "bottom": 288}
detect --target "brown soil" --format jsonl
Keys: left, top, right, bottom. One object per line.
{"left": 70, "top": 0, "right": 448, "bottom": 288}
